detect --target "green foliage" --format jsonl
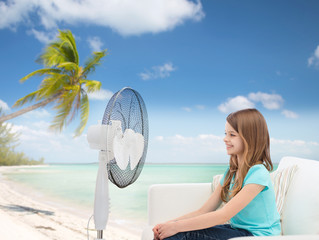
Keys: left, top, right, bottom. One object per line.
{"left": 14, "top": 29, "right": 107, "bottom": 136}
{"left": 0, "top": 118, "right": 19, "bottom": 152}
{"left": 0, "top": 109, "right": 44, "bottom": 166}
{"left": 0, "top": 150, "right": 45, "bottom": 166}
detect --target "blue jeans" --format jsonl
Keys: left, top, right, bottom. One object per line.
{"left": 163, "top": 224, "right": 253, "bottom": 240}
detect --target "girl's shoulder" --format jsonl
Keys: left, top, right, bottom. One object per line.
{"left": 249, "top": 163, "right": 268, "bottom": 172}
{"left": 244, "top": 164, "right": 270, "bottom": 182}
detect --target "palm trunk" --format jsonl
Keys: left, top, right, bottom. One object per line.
{"left": 0, "top": 94, "right": 60, "bottom": 123}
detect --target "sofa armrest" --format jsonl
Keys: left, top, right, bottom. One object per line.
{"left": 142, "top": 183, "right": 212, "bottom": 240}
{"left": 277, "top": 157, "right": 319, "bottom": 235}
{"left": 147, "top": 183, "right": 212, "bottom": 226}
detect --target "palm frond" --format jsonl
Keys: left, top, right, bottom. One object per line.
{"left": 49, "top": 85, "right": 79, "bottom": 132}
{"left": 13, "top": 90, "right": 41, "bottom": 107}
{"left": 58, "top": 30, "right": 79, "bottom": 64}
{"left": 20, "top": 68, "right": 61, "bottom": 83}
{"left": 37, "top": 44, "right": 66, "bottom": 66}
{"left": 37, "top": 30, "right": 79, "bottom": 67}
{"left": 57, "top": 62, "right": 79, "bottom": 72}
{"left": 83, "top": 50, "right": 107, "bottom": 76}
{"left": 80, "top": 80, "right": 101, "bottom": 93}
{"left": 66, "top": 85, "right": 81, "bottom": 125}
{"left": 74, "top": 93, "right": 89, "bottom": 137}
{"left": 37, "top": 74, "right": 69, "bottom": 99}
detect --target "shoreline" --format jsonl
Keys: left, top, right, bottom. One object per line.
{"left": 0, "top": 165, "right": 142, "bottom": 240}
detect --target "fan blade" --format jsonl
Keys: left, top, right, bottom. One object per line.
{"left": 125, "top": 129, "right": 144, "bottom": 170}
{"left": 113, "top": 128, "right": 144, "bottom": 171}
{"left": 113, "top": 135, "right": 129, "bottom": 170}
{"left": 106, "top": 120, "right": 122, "bottom": 161}
{"left": 112, "top": 120, "right": 130, "bottom": 170}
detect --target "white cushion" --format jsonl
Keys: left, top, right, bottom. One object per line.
{"left": 147, "top": 183, "right": 212, "bottom": 226}
{"left": 270, "top": 165, "right": 298, "bottom": 216}
{"left": 211, "top": 174, "right": 223, "bottom": 192}
{"left": 278, "top": 157, "right": 319, "bottom": 235}
{"left": 211, "top": 174, "right": 225, "bottom": 210}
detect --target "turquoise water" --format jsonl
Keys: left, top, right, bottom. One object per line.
{"left": 3, "top": 164, "right": 228, "bottom": 222}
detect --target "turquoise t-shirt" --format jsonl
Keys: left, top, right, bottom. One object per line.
{"left": 220, "top": 164, "right": 281, "bottom": 236}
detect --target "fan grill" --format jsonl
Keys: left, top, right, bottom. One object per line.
{"left": 102, "top": 87, "right": 148, "bottom": 188}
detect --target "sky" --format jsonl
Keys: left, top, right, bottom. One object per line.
{"left": 0, "top": 0, "right": 319, "bottom": 164}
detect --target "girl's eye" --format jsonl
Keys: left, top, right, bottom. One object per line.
{"left": 225, "top": 132, "right": 236, "bottom": 136}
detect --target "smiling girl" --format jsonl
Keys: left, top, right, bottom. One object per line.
{"left": 153, "top": 108, "right": 281, "bottom": 240}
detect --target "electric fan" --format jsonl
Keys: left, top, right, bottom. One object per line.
{"left": 86, "top": 87, "right": 148, "bottom": 240}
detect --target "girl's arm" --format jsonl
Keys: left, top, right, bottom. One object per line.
{"left": 155, "top": 183, "right": 264, "bottom": 239}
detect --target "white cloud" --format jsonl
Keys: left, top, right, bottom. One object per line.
{"left": 150, "top": 133, "right": 226, "bottom": 163}
{"left": 308, "top": 45, "right": 319, "bottom": 68}
{"left": 281, "top": 109, "right": 299, "bottom": 119}
{"left": 11, "top": 123, "right": 52, "bottom": 141}
{"left": 0, "top": 99, "right": 10, "bottom": 111}
{"left": 182, "top": 107, "right": 192, "bottom": 112}
{"left": 27, "top": 29, "right": 57, "bottom": 44}
{"left": 10, "top": 117, "right": 319, "bottom": 164}
{"left": 0, "top": 0, "right": 35, "bottom": 30}
{"left": 87, "top": 36, "right": 104, "bottom": 52}
{"left": 195, "top": 105, "right": 205, "bottom": 110}
{"left": 22, "top": 109, "right": 51, "bottom": 119}
{"left": 0, "top": 0, "right": 204, "bottom": 36}
{"left": 155, "top": 134, "right": 224, "bottom": 150}
{"left": 149, "top": 133, "right": 319, "bottom": 163}
{"left": 140, "top": 62, "right": 176, "bottom": 80}
{"left": 169, "top": 134, "right": 194, "bottom": 145}
{"left": 309, "top": 141, "right": 319, "bottom": 146}
{"left": 182, "top": 105, "right": 205, "bottom": 112}
{"left": 218, "top": 96, "right": 255, "bottom": 114}
{"left": 218, "top": 92, "right": 286, "bottom": 114}
{"left": 88, "top": 88, "right": 113, "bottom": 100}
{"left": 155, "top": 136, "right": 164, "bottom": 141}
{"left": 248, "top": 92, "right": 284, "bottom": 110}
{"left": 271, "top": 137, "right": 319, "bottom": 161}
{"left": 11, "top": 121, "right": 95, "bottom": 163}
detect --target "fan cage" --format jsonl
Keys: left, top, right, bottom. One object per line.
{"left": 101, "top": 87, "right": 149, "bottom": 188}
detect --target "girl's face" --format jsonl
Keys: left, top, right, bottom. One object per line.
{"left": 224, "top": 121, "right": 245, "bottom": 159}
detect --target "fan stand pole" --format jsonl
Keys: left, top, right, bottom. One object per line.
{"left": 94, "top": 151, "right": 109, "bottom": 240}
{"left": 97, "top": 230, "right": 103, "bottom": 239}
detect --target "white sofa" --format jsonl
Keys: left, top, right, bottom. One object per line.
{"left": 141, "top": 157, "right": 319, "bottom": 240}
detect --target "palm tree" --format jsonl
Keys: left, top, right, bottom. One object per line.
{"left": 0, "top": 30, "right": 107, "bottom": 136}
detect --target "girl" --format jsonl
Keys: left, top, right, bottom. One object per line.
{"left": 153, "top": 108, "right": 281, "bottom": 240}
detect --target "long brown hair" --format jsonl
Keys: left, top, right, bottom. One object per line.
{"left": 221, "top": 108, "right": 273, "bottom": 202}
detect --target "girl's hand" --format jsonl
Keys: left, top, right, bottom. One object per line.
{"left": 152, "top": 224, "right": 160, "bottom": 240}
{"left": 153, "top": 221, "right": 179, "bottom": 240}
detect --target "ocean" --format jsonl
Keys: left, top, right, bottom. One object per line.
{"left": 3, "top": 164, "right": 228, "bottom": 224}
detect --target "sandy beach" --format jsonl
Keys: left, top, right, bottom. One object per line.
{"left": 0, "top": 166, "right": 141, "bottom": 240}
